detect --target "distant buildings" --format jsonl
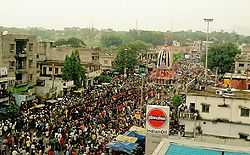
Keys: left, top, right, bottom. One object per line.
{"left": 0, "top": 32, "right": 116, "bottom": 99}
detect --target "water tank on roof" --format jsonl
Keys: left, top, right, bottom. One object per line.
{"left": 2, "top": 31, "right": 8, "bottom": 35}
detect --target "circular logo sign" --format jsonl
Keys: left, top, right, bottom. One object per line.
{"left": 147, "top": 108, "right": 167, "bottom": 128}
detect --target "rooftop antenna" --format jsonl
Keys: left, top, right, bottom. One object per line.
{"left": 136, "top": 19, "right": 138, "bottom": 31}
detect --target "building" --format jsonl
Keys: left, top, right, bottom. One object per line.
{"left": 36, "top": 43, "right": 102, "bottom": 98}
{"left": 99, "top": 52, "right": 116, "bottom": 71}
{"left": 0, "top": 67, "right": 9, "bottom": 112}
{"left": 180, "top": 87, "right": 250, "bottom": 139}
{"left": 0, "top": 33, "right": 38, "bottom": 86}
{"left": 153, "top": 138, "right": 250, "bottom": 155}
{"left": 235, "top": 45, "right": 250, "bottom": 74}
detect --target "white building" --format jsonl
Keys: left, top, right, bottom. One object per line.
{"left": 180, "top": 88, "right": 250, "bottom": 139}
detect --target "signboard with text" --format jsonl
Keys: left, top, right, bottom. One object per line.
{"left": 145, "top": 105, "right": 169, "bottom": 155}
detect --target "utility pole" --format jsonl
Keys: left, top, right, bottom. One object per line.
{"left": 204, "top": 18, "right": 213, "bottom": 81}
{"left": 124, "top": 48, "right": 128, "bottom": 78}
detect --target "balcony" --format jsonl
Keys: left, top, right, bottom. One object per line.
{"left": 15, "top": 80, "right": 28, "bottom": 85}
{"left": 16, "top": 53, "right": 27, "bottom": 58}
{"left": 179, "top": 112, "right": 198, "bottom": 120}
{"left": 16, "top": 67, "right": 27, "bottom": 73}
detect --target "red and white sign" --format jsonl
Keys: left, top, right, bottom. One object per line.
{"left": 145, "top": 105, "right": 170, "bottom": 155}
{"left": 147, "top": 108, "right": 167, "bottom": 128}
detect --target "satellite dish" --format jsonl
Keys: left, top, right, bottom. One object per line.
{"left": 2, "top": 31, "right": 8, "bottom": 35}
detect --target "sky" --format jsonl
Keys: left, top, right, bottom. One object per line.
{"left": 0, "top": 0, "right": 250, "bottom": 35}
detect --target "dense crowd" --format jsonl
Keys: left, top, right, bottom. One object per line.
{"left": 0, "top": 74, "right": 157, "bottom": 155}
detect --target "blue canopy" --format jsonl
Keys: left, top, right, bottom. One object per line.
{"left": 124, "top": 131, "right": 145, "bottom": 142}
{"left": 107, "top": 142, "right": 139, "bottom": 155}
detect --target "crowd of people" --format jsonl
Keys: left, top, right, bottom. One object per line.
{"left": 0, "top": 74, "right": 157, "bottom": 155}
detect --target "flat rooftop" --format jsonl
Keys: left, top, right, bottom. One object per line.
{"left": 153, "top": 138, "right": 250, "bottom": 155}
{"left": 188, "top": 87, "right": 250, "bottom": 100}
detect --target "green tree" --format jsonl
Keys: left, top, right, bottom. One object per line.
{"left": 62, "top": 50, "right": 86, "bottom": 87}
{"left": 67, "top": 37, "right": 86, "bottom": 48}
{"left": 171, "top": 95, "right": 182, "bottom": 107}
{"left": 173, "top": 52, "right": 184, "bottom": 63}
{"left": 204, "top": 42, "right": 241, "bottom": 74}
{"left": 113, "top": 45, "right": 138, "bottom": 73}
{"left": 7, "top": 103, "right": 19, "bottom": 118}
{"left": 100, "top": 33, "right": 124, "bottom": 48}
{"left": 54, "top": 37, "right": 86, "bottom": 48}
{"left": 95, "top": 75, "right": 112, "bottom": 83}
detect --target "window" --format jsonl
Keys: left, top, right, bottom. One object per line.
{"left": 239, "top": 63, "right": 244, "bottom": 67}
{"left": 189, "top": 103, "right": 196, "bottom": 113}
{"left": 104, "top": 60, "right": 109, "bottom": 65}
{"left": 37, "top": 64, "right": 39, "bottom": 68}
{"left": 55, "top": 68, "right": 58, "bottom": 74}
{"left": 29, "top": 74, "right": 33, "bottom": 81}
{"left": 92, "top": 56, "right": 95, "bottom": 60}
{"left": 49, "top": 67, "right": 52, "bottom": 71}
{"left": 36, "top": 80, "right": 45, "bottom": 86}
{"left": 240, "top": 108, "right": 249, "bottom": 117}
{"left": 43, "top": 67, "right": 47, "bottom": 75}
{"left": 10, "top": 44, "right": 15, "bottom": 51}
{"left": 202, "top": 104, "right": 210, "bottom": 113}
{"left": 9, "top": 61, "right": 15, "bottom": 68}
{"left": 29, "top": 60, "right": 33, "bottom": 67}
{"left": 36, "top": 54, "right": 39, "bottom": 59}
{"left": 29, "top": 43, "right": 33, "bottom": 51}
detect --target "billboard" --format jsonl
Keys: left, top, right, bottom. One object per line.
{"left": 145, "top": 105, "right": 170, "bottom": 155}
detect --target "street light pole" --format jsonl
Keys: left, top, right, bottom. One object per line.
{"left": 204, "top": 18, "right": 213, "bottom": 81}
{"left": 124, "top": 48, "right": 128, "bottom": 78}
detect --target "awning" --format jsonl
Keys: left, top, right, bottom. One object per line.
{"left": 124, "top": 131, "right": 145, "bottom": 142}
{"left": 30, "top": 104, "right": 45, "bottom": 110}
{"left": 129, "top": 126, "right": 146, "bottom": 136}
{"left": 46, "top": 99, "right": 58, "bottom": 104}
{"left": 116, "top": 135, "right": 138, "bottom": 143}
{"left": 106, "top": 142, "right": 139, "bottom": 155}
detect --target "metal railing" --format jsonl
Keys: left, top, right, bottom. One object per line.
{"left": 179, "top": 112, "right": 197, "bottom": 120}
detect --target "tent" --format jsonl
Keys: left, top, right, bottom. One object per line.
{"left": 106, "top": 142, "right": 139, "bottom": 155}
{"left": 30, "top": 104, "right": 45, "bottom": 110}
{"left": 129, "top": 126, "right": 146, "bottom": 136}
{"left": 116, "top": 135, "right": 138, "bottom": 143}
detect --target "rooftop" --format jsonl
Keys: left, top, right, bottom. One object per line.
{"left": 153, "top": 138, "right": 250, "bottom": 155}
{"left": 188, "top": 87, "right": 250, "bottom": 100}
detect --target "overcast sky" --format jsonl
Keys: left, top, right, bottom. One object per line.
{"left": 1, "top": 0, "right": 250, "bottom": 35}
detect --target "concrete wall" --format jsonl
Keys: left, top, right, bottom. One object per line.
{"left": 35, "top": 77, "right": 63, "bottom": 98}
{"left": 186, "top": 95, "right": 250, "bottom": 124}
{"left": 181, "top": 119, "right": 250, "bottom": 138}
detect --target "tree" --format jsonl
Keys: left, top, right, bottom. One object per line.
{"left": 113, "top": 40, "right": 153, "bottom": 73}
{"left": 173, "top": 52, "right": 184, "bottom": 63}
{"left": 95, "top": 75, "right": 112, "bottom": 83}
{"left": 67, "top": 37, "right": 86, "bottom": 48}
{"left": 62, "top": 50, "right": 86, "bottom": 87}
{"left": 100, "top": 33, "right": 124, "bottom": 48}
{"left": 171, "top": 95, "right": 182, "bottom": 107}
{"left": 204, "top": 42, "right": 241, "bottom": 74}
{"left": 54, "top": 37, "right": 86, "bottom": 48}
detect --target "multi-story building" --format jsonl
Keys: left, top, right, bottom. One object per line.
{"left": 235, "top": 45, "right": 250, "bottom": 74}
{"left": 0, "top": 67, "right": 9, "bottom": 112}
{"left": 36, "top": 43, "right": 102, "bottom": 98}
{"left": 180, "top": 87, "right": 250, "bottom": 139}
{"left": 99, "top": 52, "right": 116, "bottom": 71}
{"left": 0, "top": 33, "right": 38, "bottom": 86}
